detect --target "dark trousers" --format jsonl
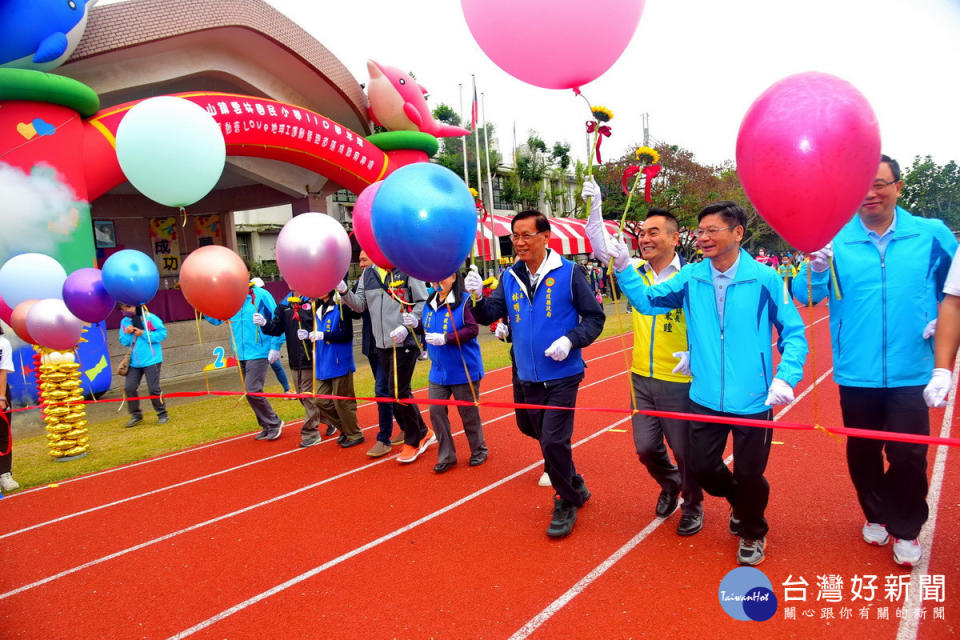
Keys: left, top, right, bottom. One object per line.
{"left": 632, "top": 374, "right": 702, "bottom": 516}
{"left": 839, "top": 385, "right": 929, "bottom": 540}
{"left": 1, "top": 387, "right": 11, "bottom": 475}
{"left": 517, "top": 373, "right": 585, "bottom": 506}
{"left": 376, "top": 345, "right": 427, "bottom": 446}
{"left": 688, "top": 401, "right": 773, "bottom": 539}
{"left": 512, "top": 357, "right": 536, "bottom": 440}
{"left": 369, "top": 350, "right": 396, "bottom": 443}
{"left": 125, "top": 363, "right": 167, "bottom": 419}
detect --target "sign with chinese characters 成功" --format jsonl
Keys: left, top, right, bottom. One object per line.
{"left": 149, "top": 216, "right": 180, "bottom": 276}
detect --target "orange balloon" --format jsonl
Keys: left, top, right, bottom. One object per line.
{"left": 10, "top": 300, "right": 39, "bottom": 344}
{"left": 179, "top": 246, "right": 249, "bottom": 321}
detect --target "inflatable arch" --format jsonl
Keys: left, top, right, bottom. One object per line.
{"left": 0, "top": 70, "right": 437, "bottom": 403}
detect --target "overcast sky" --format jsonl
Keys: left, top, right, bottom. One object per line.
{"left": 104, "top": 0, "right": 960, "bottom": 170}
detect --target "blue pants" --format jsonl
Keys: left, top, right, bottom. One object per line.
{"left": 270, "top": 359, "right": 290, "bottom": 392}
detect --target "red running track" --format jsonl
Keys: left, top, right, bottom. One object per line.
{"left": 0, "top": 302, "right": 957, "bottom": 639}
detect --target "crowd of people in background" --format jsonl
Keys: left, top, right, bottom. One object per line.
{"left": 2, "top": 155, "right": 955, "bottom": 573}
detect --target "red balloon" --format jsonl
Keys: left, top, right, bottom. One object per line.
{"left": 179, "top": 246, "right": 249, "bottom": 321}
{"left": 0, "top": 293, "right": 12, "bottom": 325}
{"left": 10, "top": 300, "right": 40, "bottom": 344}
{"left": 352, "top": 181, "right": 394, "bottom": 270}
{"left": 736, "top": 72, "right": 881, "bottom": 253}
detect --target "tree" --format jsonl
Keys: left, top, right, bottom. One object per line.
{"left": 901, "top": 155, "right": 960, "bottom": 230}
{"left": 431, "top": 103, "right": 500, "bottom": 193}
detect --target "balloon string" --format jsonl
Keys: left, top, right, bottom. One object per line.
{"left": 226, "top": 320, "right": 247, "bottom": 406}
{"left": 180, "top": 206, "right": 187, "bottom": 228}
{"left": 445, "top": 301, "right": 480, "bottom": 406}
{"left": 141, "top": 305, "right": 156, "bottom": 358}
{"left": 311, "top": 306, "right": 318, "bottom": 398}
{"left": 806, "top": 266, "right": 823, "bottom": 433}
{"left": 392, "top": 342, "right": 401, "bottom": 405}
{"left": 194, "top": 310, "right": 203, "bottom": 345}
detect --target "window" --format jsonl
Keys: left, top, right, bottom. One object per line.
{"left": 236, "top": 232, "right": 251, "bottom": 262}
{"left": 492, "top": 175, "right": 510, "bottom": 210}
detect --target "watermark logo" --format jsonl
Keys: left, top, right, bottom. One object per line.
{"left": 719, "top": 567, "right": 778, "bottom": 621}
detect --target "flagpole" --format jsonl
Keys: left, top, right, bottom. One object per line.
{"left": 471, "top": 75, "right": 489, "bottom": 278}
{"left": 458, "top": 83, "right": 469, "bottom": 185}
{"left": 481, "top": 92, "right": 499, "bottom": 267}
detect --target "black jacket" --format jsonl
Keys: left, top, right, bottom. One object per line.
{"left": 262, "top": 294, "right": 316, "bottom": 370}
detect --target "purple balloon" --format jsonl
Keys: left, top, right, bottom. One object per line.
{"left": 26, "top": 298, "right": 85, "bottom": 351}
{"left": 275, "top": 212, "right": 352, "bottom": 298}
{"left": 62, "top": 268, "right": 115, "bottom": 323}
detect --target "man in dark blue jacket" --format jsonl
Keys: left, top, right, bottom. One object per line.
{"left": 467, "top": 210, "right": 605, "bottom": 538}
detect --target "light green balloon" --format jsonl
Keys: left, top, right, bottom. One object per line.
{"left": 115, "top": 96, "right": 226, "bottom": 208}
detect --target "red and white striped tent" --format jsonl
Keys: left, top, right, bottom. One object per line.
{"left": 473, "top": 214, "right": 639, "bottom": 259}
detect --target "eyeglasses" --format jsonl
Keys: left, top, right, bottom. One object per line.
{"left": 870, "top": 179, "right": 898, "bottom": 192}
{"left": 693, "top": 225, "right": 737, "bottom": 238}
{"left": 510, "top": 231, "right": 545, "bottom": 242}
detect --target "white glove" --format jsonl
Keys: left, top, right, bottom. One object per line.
{"left": 296, "top": 328, "right": 309, "bottom": 341}
{"left": 580, "top": 177, "right": 602, "bottom": 212}
{"left": 390, "top": 325, "right": 408, "bottom": 344}
{"left": 336, "top": 280, "right": 348, "bottom": 294}
{"left": 268, "top": 349, "right": 281, "bottom": 364}
{"left": 607, "top": 236, "right": 632, "bottom": 272}
{"left": 494, "top": 322, "right": 509, "bottom": 340}
{"left": 402, "top": 312, "right": 419, "bottom": 328}
{"left": 252, "top": 313, "right": 267, "bottom": 327}
{"left": 545, "top": 336, "right": 573, "bottom": 362}
{"left": 464, "top": 265, "right": 484, "bottom": 298}
{"left": 425, "top": 332, "right": 445, "bottom": 346}
{"left": 764, "top": 377, "right": 795, "bottom": 406}
{"left": 924, "top": 368, "right": 952, "bottom": 408}
{"left": 923, "top": 318, "right": 938, "bottom": 340}
{"left": 309, "top": 331, "right": 324, "bottom": 342}
{"left": 671, "top": 351, "right": 691, "bottom": 376}
{"left": 809, "top": 243, "right": 833, "bottom": 273}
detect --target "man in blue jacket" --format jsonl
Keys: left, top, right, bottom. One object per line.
{"left": 609, "top": 201, "right": 808, "bottom": 566}
{"left": 466, "top": 210, "right": 605, "bottom": 539}
{"left": 207, "top": 282, "right": 285, "bottom": 441}
{"left": 793, "top": 155, "right": 957, "bottom": 568}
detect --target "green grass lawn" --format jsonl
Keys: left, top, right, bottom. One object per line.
{"left": 10, "top": 320, "right": 632, "bottom": 491}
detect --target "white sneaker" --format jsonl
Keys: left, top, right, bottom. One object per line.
{"left": 0, "top": 472, "right": 20, "bottom": 492}
{"left": 862, "top": 522, "right": 889, "bottom": 546}
{"left": 893, "top": 538, "right": 922, "bottom": 567}
{"left": 538, "top": 472, "right": 551, "bottom": 487}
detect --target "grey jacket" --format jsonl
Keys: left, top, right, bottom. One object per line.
{"left": 341, "top": 266, "right": 427, "bottom": 350}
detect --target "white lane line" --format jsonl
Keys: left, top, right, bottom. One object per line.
{"left": 166, "top": 417, "right": 631, "bottom": 640}
{"left": 0, "top": 370, "right": 626, "bottom": 601}
{"left": 895, "top": 354, "right": 960, "bottom": 640}
{"left": 7, "top": 332, "right": 636, "bottom": 499}
{"left": 507, "top": 368, "right": 833, "bottom": 640}
{"left": 0, "top": 347, "right": 631, "bottom": 537}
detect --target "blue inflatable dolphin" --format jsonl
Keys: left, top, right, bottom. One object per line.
{"left": 0, "top": 0, "right": 98, "bottom": 71}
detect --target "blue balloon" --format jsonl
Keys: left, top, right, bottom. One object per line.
{"left": 101, "top": 250, "right": 159, "bottom": 305}
{"left": 371, "top": 163, "right": 477, "bottom": 282}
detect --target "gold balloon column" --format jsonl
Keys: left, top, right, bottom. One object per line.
{"left": 40, "top": 351, "right": 89, "bottom": 460}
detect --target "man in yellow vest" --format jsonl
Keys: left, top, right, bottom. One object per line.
{"left": 583, "top": 180, "right": 703, "bottom": 536}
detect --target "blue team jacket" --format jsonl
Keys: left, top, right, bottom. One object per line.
{"left": 423, "top": 292, "right": 484, "bottom": 386}
{"left": 618, "top": 249, "right": 808, "bottom": 415}
{"left": 206, "top": 287, "right": 282, "bottom": 361}
{"left": 119, "top": 312, "right": 167, "bottom": 368}
{"left": 314, "top": 301, "right": 355, "bottom": 380}
{"left": 793, "top": 207, "right": 957, "bottom": 387}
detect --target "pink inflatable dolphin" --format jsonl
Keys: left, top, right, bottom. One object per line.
{"left": 366, "top": 60, "right": 471, "bottom": 138}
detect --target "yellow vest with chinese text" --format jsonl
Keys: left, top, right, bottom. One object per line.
{"left": 630, "top": 261, "right": 691, "bottom": 382}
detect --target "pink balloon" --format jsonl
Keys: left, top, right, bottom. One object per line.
{"left": 26, "top": 298, "right": 85, "bottom": 351}
{"left": 352, "top": 181, "right": 394, "bottom": 270}
{"left": 0, "top": 293, "right": 12, "bottom": 325}
{"left": 461, "top": 0, "right": 644, "bottom": 89}
{"left": 736, "top": 72, "right": 881, "bottom": 253}
{"left": 275, "top": 212, "right": 352, "bottom": 299}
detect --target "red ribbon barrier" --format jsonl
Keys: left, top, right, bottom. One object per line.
{"left": 10, "top": 390, "right": 960, "bottom": 449}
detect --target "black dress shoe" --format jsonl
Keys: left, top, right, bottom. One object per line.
{"left": 468, "top": 451, "right": 488, "bottom": 467}
{"left": 433, "top": 461, "right": 456, "bottom": 473}
{"left": 339, "top": 436, "right": 365, "bottom": 449}
{"left": 336, "top": 434, "right": 347, "bottom": 445}
{"left": 655, "top": 489, "right": 680, "bottom": 517}
{"left": 324, "top": 424, "right": 338, "bottom": 437}
{"left": 572, "top": 475, "right": 591, "bottom": 504}
{"left": 677, "top": 513, "right": 704, "bottom": 536}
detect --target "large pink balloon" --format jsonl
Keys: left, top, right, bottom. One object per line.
{"left": 736, "top": 72, "right": 881, "bottom": 253}
{"left": 461, "top": 0, "right": 644, "bottom": 89}
{"left": 352, "top": 181, "right": 393, "bottom": 270}
{"left": 275, "top": 212, "right": 352, "bottom": 298}
{"left": 26, "top": 298, "right": 85, "bottom": 351}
